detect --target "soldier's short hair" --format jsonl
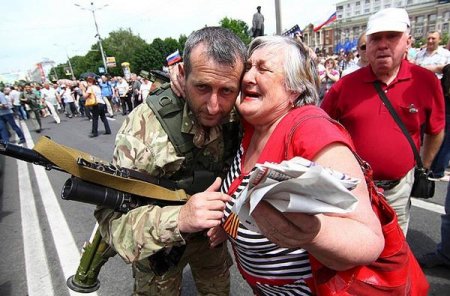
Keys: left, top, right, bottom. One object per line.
{"left": 183, "top": 27, "right": 247, "bottom": 78}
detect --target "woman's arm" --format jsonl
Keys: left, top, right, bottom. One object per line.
{"left": 252, "top": 143, "right": 384, "bottom": 271}
{"left": 327, "top": 70, "right": 340, "bottom": 82}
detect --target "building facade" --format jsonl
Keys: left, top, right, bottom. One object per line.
{"left": 303, "top": 0, "right": 450, "bottom": 55}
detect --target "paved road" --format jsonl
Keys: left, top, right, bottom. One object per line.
{"left": 0, "top": 113, "right": 449, "bottom": 295}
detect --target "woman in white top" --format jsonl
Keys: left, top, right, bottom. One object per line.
{"left": 60, "top": 84, "right": 77, "bottom": 118}
{"left": 139, "top": 77, "right": 153, "bottom": 103}
{"left": 82, "top": 77, "right": 111, "bottom": 137}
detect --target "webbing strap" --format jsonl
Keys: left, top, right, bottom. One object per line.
{"left": 33, "top": 137, "right": 189, "bottom": 202}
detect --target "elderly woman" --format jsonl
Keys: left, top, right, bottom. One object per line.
{"left": 218, "top": 36, "right": 384, "bottom": 295}
{"left": 318, "top": 57, "right": 340, "bottom": 101}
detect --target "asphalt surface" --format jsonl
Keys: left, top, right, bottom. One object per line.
{"left": 0, "top": 112, "right": 449, "bottom": 295}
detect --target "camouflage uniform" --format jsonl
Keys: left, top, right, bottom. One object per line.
{"left": 95, "top": 100, "right": 233, "bottom": 295}
{"left": 20, "top": 90, "right": 42, "bottom": 131}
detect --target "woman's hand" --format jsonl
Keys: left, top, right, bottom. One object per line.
{"left": 207, "top": 225, "right": 228, "bottom": 248}
{"left": 252, "top": 201, "right": 321, "bottom": 249}
{"left": 168, "top": 63, "right": 185, "bottom": 97}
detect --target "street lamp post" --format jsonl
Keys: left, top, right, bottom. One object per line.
{"left": 54, "top": 44, "right": 76, "bottom": 80}
{"left": 66, "top": 53, "right": 76, "bottom": 80}
{"left": 275, "top": 0, "right": 282, "bottom": 35}
{"left": 75, "top": 1, "right": 109, "bottom": 74}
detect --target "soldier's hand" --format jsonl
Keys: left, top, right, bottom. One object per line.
{"left": 178, "top": 177, "right": 230, "bottom": 233}
{"left": 207, "top": 225, "right": 228, "bottom": 248}
{"left": 169, "top": 63, "right": 185, "bottom": 98}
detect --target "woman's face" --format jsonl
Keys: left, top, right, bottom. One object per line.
{"left": 239, "top": 47, "right": 297, "bottom": 126}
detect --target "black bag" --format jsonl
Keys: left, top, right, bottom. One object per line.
{"left": 374, "top": 82, "right": 435, "bottom": 199}
{"left": 411, "top": 167, "right": 435, "bottom": 199}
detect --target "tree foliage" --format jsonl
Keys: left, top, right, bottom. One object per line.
{"left": 48, "top": 17, "right": 250, "bottom": 81}
{"left": 220, "top": 17, "right": 252, "bottom": 46}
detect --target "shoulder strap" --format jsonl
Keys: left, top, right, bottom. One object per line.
{"left": 146, "top": 83, "right": 195, "bottom": 157}
{"left": 373, "top": 81, "right": 423, "bottom": 168}
{"left": 33, "top": 137, "right": 188, "bottom": 202}
{"left": 284, "top": 109, "right": 354, "bottom": 159}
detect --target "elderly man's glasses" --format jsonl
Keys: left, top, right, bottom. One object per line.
{"left": 359, "top": 44, "right": 366, "bottom": 51}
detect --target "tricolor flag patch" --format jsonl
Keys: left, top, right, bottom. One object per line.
{"left": 166, "top": 50, "right": 182, "bottom": 66}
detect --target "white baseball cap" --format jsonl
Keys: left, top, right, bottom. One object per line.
{"left": 366, "top": 8, "right": 410, "bottom": 35}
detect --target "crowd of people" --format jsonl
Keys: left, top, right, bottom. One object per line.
{"left": 1, "top": 6, "right": 450, "bottom": 295}
{"left": 0, "top": 73, "right": 155, "bottom": 142}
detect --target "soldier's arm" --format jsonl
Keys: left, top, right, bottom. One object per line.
{"left": 95, "top": 106, "right": 186, "bottom": 262}
{"left": 94, "top": 205, "right": 185, "bottom": 263}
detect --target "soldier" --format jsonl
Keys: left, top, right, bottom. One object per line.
{"left": 20, "top": 83, "right": 42, "bottom": 133}
{"left": 94, "top": 26, "right": 246, "bottom": 295}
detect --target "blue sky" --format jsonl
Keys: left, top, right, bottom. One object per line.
{"left": 0, "top": 0, "right": 337, "bottom": 81}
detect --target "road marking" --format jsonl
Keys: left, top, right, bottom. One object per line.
{"left": 18, "top": 156, "right": 55, "bottom": 295}
{"left": 20, "top": 121, "right": 98, "bottom": 296}
{"left": 411, "top": 198, "right": 445, "bottom": 215}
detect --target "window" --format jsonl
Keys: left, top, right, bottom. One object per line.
{"left": 365, "top": 0, "right": 371, "bottom": 3}
{"left": 429, "top": 24, "right": 436, "bottom": 32}
{"left": 416, "top": 16, "right": 424, "bottom": 23}
{"left": 415, "top": 26, "right": 423, "bottom": 35}
{"left": 365, "top": 8, "right": 371, "bottom": 13}
{"left": 407, "top": 0, "right": 413, "bottom": 4}
{"left": 445, "top": 11, "right": 450, "bottom": 21}
{"left": 443, "top": 23, "right": 449, "bottom": 33}
{"left": 429, "top": 14, "right": 437, "bottom": 22}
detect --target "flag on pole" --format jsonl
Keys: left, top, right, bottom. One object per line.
{"left": 313, "top": 12, "right": 337, "bottom": 32}
{"left": 166, "top": 50, "right": 182, "bottom": 66}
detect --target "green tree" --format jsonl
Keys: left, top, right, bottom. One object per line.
{"left": 220, "top": 17, "right": 252, "bottom": 46}
{"left": 102, "top": 28, "right": 148, "bottom": 75}
{"left": 46, "top": 18, "right": 252, "bottom": 81}
{"left": 441, "top": 32, "right": 449, "bottom": 47}
{"left": 178, "top": 34, "right": 188, "bottom": 54}
{"left": 133, "top": 44, "right": 164, "bottom": 72}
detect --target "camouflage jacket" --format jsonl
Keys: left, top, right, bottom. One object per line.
{"left": 20, "top": 91, "right": 41, "bottom": 110}
{"left": 94, "top": 101, "right": 236, "bottom": 263}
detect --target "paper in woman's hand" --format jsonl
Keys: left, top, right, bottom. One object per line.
{"left": 232, "top": 157, "right": 360, "bottom": 233}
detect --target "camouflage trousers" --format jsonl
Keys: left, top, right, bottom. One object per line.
{"left": 132, "top": 233, "right": 232, "bottom": 295}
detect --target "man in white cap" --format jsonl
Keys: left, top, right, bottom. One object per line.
{"left": 322, "top": 8, "right": 445, "bottom": 234}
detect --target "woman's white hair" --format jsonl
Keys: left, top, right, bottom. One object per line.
{"left": 247, "top": 36, "right": 320, "bottom": 106}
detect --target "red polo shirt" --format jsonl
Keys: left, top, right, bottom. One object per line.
{"left": 321, "top": 60, "right": 445, "bottom": 180}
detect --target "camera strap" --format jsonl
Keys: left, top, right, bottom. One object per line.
{"left": 373, "top": 81, "right": 424, "bottom": 169}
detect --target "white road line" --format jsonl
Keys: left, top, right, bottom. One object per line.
{"left": 18, "top": 158, "right": 55, "bottom": 296}
{"left": 20, "top": 121, "right": 98, "bottom": 296}
{"left": 412, "top": 198, "right": 445, "bottom": 215}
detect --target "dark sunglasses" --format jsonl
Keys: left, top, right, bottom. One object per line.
{"left": 359, "top": 44, "right": 366, "bottom": 50}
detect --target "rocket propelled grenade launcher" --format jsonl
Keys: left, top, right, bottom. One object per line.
{"left": 0, "top": 137, "right": 189, "bottom": 292}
